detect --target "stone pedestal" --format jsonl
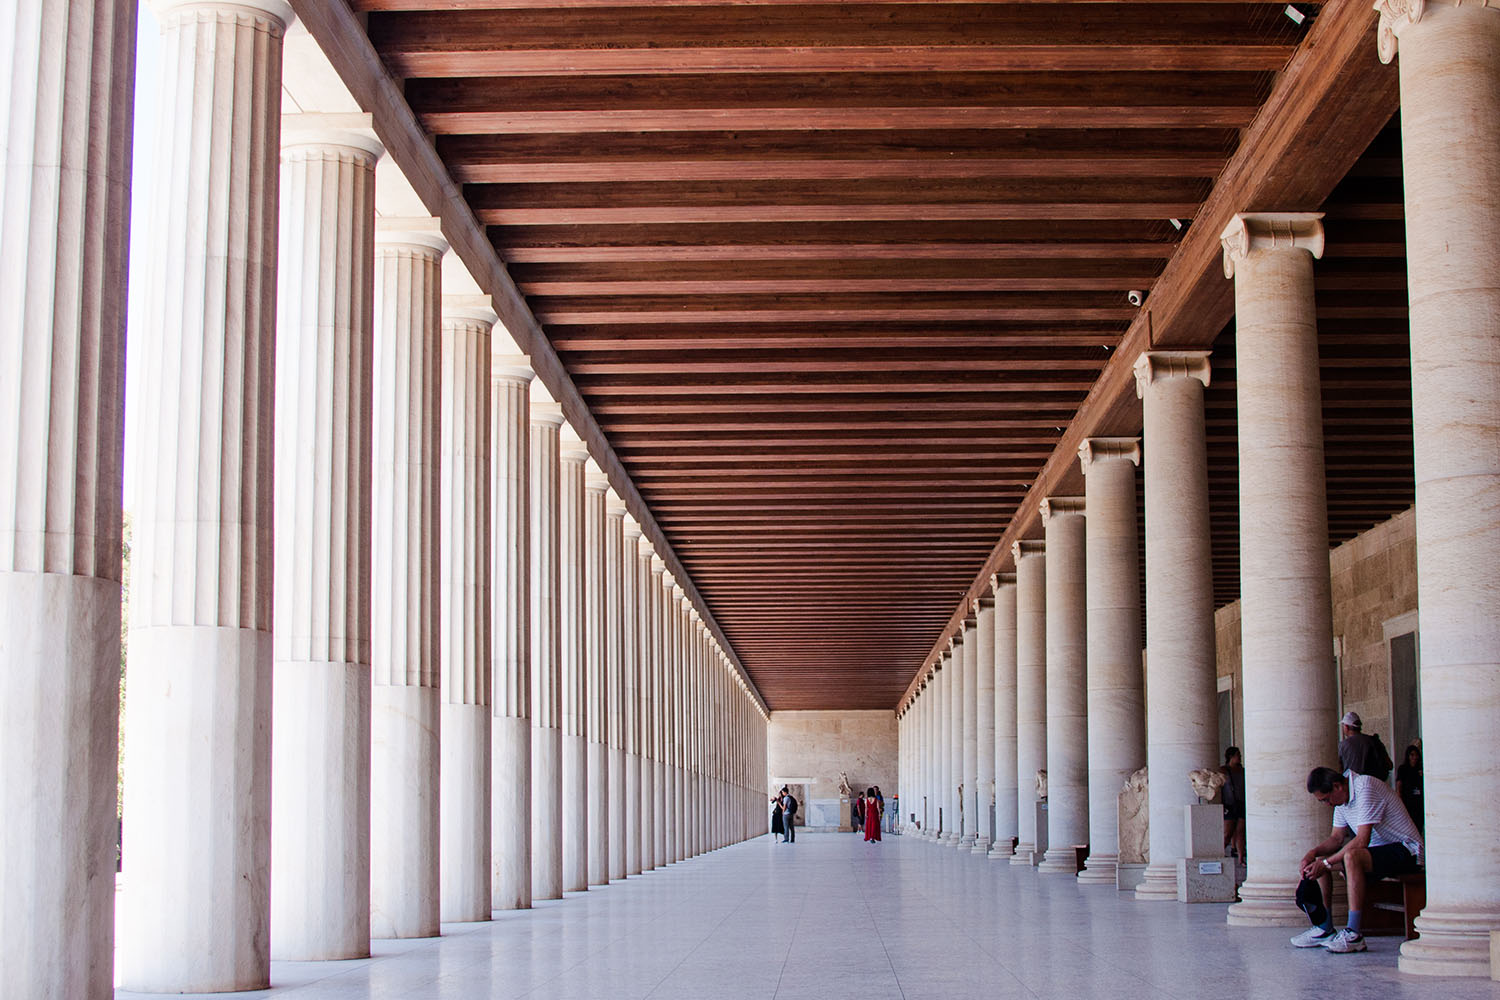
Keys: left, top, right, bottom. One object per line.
{"left": 1032, "top": 800, "right": 1049, "bottom": 867}
{"left": 1176, "top": 858, "right": 1236, "bottom": 904}
{"left": 0, "top": 2, "right": 132, "bottom": 995}
{"left": 839, "top": 797, "right": 854, "bottom": 832}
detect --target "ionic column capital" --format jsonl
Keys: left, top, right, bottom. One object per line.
{"left": 1039, "top": 496, "right": 1086, "bottom": 525}
{"left": 951, "top": 629, "right": 965, "bottom": 648}
{"left": 1078, "top": 436, "right": 1141, "bottom": 471}
{"left": 1220, "top": 212, "right": 1325, "bottom": 278}
{"left": 1375, "top": 0, "right": 1500, "bottom": 63}
{"left": 1012, "top": 538, "right": 1046, "bottom": 563}
{"left": 992, "top": 572, "right": 1017, "bottom": 593}
{"left": 1132, "top": 351, "right": 1212, "bottom": 398}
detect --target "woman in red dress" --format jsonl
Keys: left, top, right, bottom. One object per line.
{"left": 863, "top": 787, "right": 882, "bottom": 842}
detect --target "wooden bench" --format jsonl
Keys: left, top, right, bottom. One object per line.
{"left": 1366, "top": 872, "right": 1426, "bottom": 940}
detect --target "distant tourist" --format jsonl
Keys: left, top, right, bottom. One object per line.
{"left": 1395, "top": 743, "right": 1424, "bottom": 832}
{"left": 863, "top": 787, "right": 882, "bottom": 843}
{"left": 770, "top": 791, "right": 785, "bottom": 842}
{"left": 1337, "top": 712, "right": 1393, "bottom": 781}
{"left": 780, "top": 787, "right": 798, "bottom": 843}
{"left": 1291, "top": 766, "right": 1424, "bottom": 954}
{"left": 1221, "top": 747, "right": 1246, "bottom": 862}
{"left": 853, "top": 792, "right": 866, "bottom": 833}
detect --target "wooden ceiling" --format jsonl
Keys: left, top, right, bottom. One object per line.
{"left": 353, "top": 0, "right": 1412, "bottom": 711}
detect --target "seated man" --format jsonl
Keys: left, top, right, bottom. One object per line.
{"left": 1292, "top": 766, "right": 1424, "bottom": 953}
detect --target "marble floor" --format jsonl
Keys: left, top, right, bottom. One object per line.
{"left": 117, "top": 833, "right": 1499, "bottom": 1000}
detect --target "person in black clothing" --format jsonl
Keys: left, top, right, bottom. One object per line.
{"left": 1338, "top": 711, "right": 1393, "bottom": 779}
{"left": 1395, "top": 743, "right": 1424, "bottom": 832}
{"left": 1221, "top": 746, "right": 1246, "bottom": 861}
{"left": 853, "top": 792, "right": 866, "bottom": 833}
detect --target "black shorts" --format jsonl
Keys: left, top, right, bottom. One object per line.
{"left": 1368, "top": 842, "right": 1421, "bottom": 878}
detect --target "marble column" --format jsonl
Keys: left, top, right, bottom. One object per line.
{"left": 650, "top": 555, "right": 668, "bottom": 868}
{"left": 583, "top": 464, "right": 609, "bottom": 887}
{"left": 666, "top": 580, "right": 684, "bottom": 863}
{"left": 1076, "top": 439, "right": 1145, "bottom": 886}
{"left": 0, "top": 2, "right": 133, "bottom": 994}
{"left": 947, "top": 635, "right": 965, "bottom": 845}
{"left": 119, "top": 3, "right": 288, "bottom": 988}
{"left": 641, "top": 542, "right": 661, "bottom": 870}
{"left": 270, "top": 123, "right": 381, "bottom": 961}
{"left": 1039, "top": 498, "right": 1089, "bottom": 875}
{"left": 1374, "top": 2, "right": 1500, "bottom": 973}
{"left": 368, "top": 226, "right": 446, "bottom": 940}
{"left": 974, "top": 594, "right": 997, "bottom": 854}
{"left": 529, "top": 402, "right": 565, "bottom": 900}
{"left": 491, "top": 359, "right": 533, "bottom": 910}
{"left": 960, "top": 615, "right": 979, "bottom": 848}
{"left": 936, "top": 649, "right": 953, "bottom": 841}
{"left": 990, "top": 574, "right": 1020, "bottom": 859}
{"left": 1218, "top": 214, "right": 1338, "bottom": 926}
{"left": 559, "top": 431, "right": 589, "bottom": 892}
{"left": 1134, "top": 351, "right": 1219, "bottom": 901}
{"left": 606, "top": 494, "right": 629, "bottom": 880}
{"left": 1012, "top": 540, "right": 1047, "bottom": 866}
{"left": 623, "top": 518, "right": 644, "bottom": 875}
{"left": 930, "top": 668, "right": 943, "bottom": 839}
{"left": 438, "top": 301, "right": 494, "bottom": 922}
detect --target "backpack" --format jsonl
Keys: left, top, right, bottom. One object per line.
{"left": 785, "top": 795, "right": 798, "bottom": 817}
{"left": 1371, "top": 733, "right": 1394, "bottom": 782}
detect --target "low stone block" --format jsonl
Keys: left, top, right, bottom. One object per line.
{"left": 1176, "top": 857, "right": 1236, "bottom": 903}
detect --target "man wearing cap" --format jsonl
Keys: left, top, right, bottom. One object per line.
{"left": 1290, "top": 766, "right": 1424, "bottom": 953}
{"left": 1338, "top": 711, "right": 1393, "bottom": 780}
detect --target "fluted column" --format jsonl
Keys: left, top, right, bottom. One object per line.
{"left": 934, "top": 649, "right": 951, "bottom": 841}
{"left": 623, "top": 518, "right": 644, "bottom": 875}
{"left": 960, "top": 615, "right": 979, "bottom": 847}
{"left": 438, "top": 302, "right": 494, "bottom": 922}
{"left": 529, "top": 401, "right": 565, "bottom": 900}
{"left": 559, "top": 431, "right": 589, "bottom": 892}
{"left": 650, "top": 554, "right": 668, "bottom": 868}
{"left": 1218, "top": 214, "right": 1338, "bottom": 926}
{"left": 990, "top": 574, "right": 1019, "bottom": 859}
{"left": 667, "top": 580, "right": 685, "bottom": 862}
{"left": 1134, "top": 351, "right": 1219, "bottom": 901}
{"left": 1076, "top": 439, "right": 1144, "bottom": 886}
{"left": 490, "top": 359, "right": 533, "bottom": 910}
{"left": 367, "top": 226, "right": 445, "bottom": 940}
{"left": 974, "top": 593, "right": 997, "bottom": 854}
{"left": 269, "top": 124, "right": 381, "bottom": 961}
{"left": 584, "top": 464, "right": 609, "bottom": 887}
{"left": 1040, "top": 498, "right": 1088, "bottom": 875}
{"left": 948, "top": 635, "right": 965, "bottom": 845}
{"left": 641, "top": 542, "right": 661, "bottom": 869}
{"left": 119, "top": 2, "right": 288, "bottom": 988}
{"left": 0, "top": 3, "right": 133, "bottom": 994}
{"left": 606, "top": 494, "right": 629, "bottom": 880}
{"left": 1373, "top": 3, "right": 1500, "bottom": 973}
{"left": 1012, "top": 540, "right": 1047, "bottom": 866}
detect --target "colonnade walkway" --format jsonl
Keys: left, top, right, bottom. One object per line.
{"left": 116, "top": 834, "right": 1499, "bottom": 1000}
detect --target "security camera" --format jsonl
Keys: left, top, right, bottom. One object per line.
{"left": 1127, "top": 290, "right": 1146, "bottom": 307}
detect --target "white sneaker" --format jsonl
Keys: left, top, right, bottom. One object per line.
{"left": 1323, "top": 928, "right": 1367, "bottom": 953}
{"left": 1290, "top": 926, "right": 1336, "bottom": 948}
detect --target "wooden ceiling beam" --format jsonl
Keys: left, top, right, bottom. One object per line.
{"left": 504, "top": 242, "right": 1179, "bottom": 262}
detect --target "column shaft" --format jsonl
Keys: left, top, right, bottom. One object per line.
{"left": 974, "top": 595, "right": 997, "bottom": 854}
{"left": 529, "top": 404, "right": 564, "bottom": 900}
{"left": 606, "top": 496, "right": 628, "bottom": 880}
{"left": 270, "top": 128, "right": 380, "bottom": 960}
{"left": 0, "top": 2, "right": 133, "bottom": 994}
{"left": 1012, "top": 542, "right": 1047, "bottom": 865}
{"left": 559, "top": 442, "right": 588, "bottom": 892}
{"left": 1040, "top": 499, "right": 1088, "bottom": 874}
{"left": 991, "top": 576, "right": 1019, "bottom": 859}
{"left": 960, "top": 619, "right": 979, "bottom": 847}
{"left": 584, "top": 469, "right": 609, "bottom": 887}
{"left": 119, "top": 2, "right": 289, "bottom": 988}
{"left": 622, "top": 521, "right": 644, "bottom": 875}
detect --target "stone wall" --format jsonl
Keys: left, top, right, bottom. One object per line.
{"left": 1215, "top": 507, "right": 1418, "bottom": 747}
{"left": 767, "top": 710, "right": 897, "bottom": 830}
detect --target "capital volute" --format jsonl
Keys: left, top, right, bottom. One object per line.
{"left": 1079, "top": 436, "right": 1141, "bottom": 472}
{"left": 1220, "top": 212, "right": 1325, "bottom": 278}
{"left": 1133, "top": 351, "right": 1212, "bottom": 399}
{"left": 991, "top": 572, "right": 1016, "bottom": 594}
{"left": 951, "top": 629, "right": 965, "bottom": 648}
{"left": 1040, "top": 496, "right": 1086, "bottom": 525}
{"left": 1012, "top": 538, "right": 1046, "bottom": 563}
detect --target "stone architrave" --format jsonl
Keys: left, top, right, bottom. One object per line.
{"left": 368, "top": 225, "right": 446, "bottom": 941}
{"left": 974, "top": 594, "right": 997, "bottom": 854}
{"left": 1012, "top": 540, "right": 1047, "bottom": 865}
{"left": 119, "top": 5, "right": 289, "bottom": 989}
{"left": 438, "top": 301, "right": 495, "bottom": 923}
{"left": 990, "top": 574, "right": 1020, "bottom": 859}
{"left": 1374, "top": 1, "right": 1500, "bottom": 974}
{"left": 1040, "top": 497, "right": 1089, "bottom": 875}
{"left": 960, "top": 615, "right": 979, "bottom": 847}
{"left": 0, "top": 2, "right": 133, "bottom": 994}
{"left": 583, "top": 463, "right": 610, "bottom": 887}
{"left": 558, "top": 430, "right": 589, "bottom": 892}
{"left": 491, "top": 359, "right": 533, "bottom": 910}
{"left": 1219, "top": 213, "right": 1338, "bottom": 928}
{"left": 1076, "top": 438, "right": 1145, "bottom": 886}
{"left": 529, "top": 402, "right": 565, "bottom": 901}
{"left": 270, "top": 122, "right": 382, "bottom": 961}
{"left": 1133, "top": 352, "right": 1220, "bottom": 902}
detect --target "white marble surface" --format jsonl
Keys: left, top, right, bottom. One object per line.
{"left": 116, "top": 834, "right": 1500, "bottom": 1000}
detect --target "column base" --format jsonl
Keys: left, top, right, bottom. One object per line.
{"left": 959, "top": 833, "right": 977, "bottom": 848}
{"left": 1227, "top": 879, "right": 1305, "bottom": 927}
{"left": 989, "top": 839, "right": 1015, "bottom": 861}
{"left": 1077, "top": 855, "right": 1118, "bottom": 885}
{"left": 1134, "top": 862, "right": 1181, "bottom": 901}
{"left": 972, "top": 836, "right": 992, "bottom": 855}
{"left": 1399, "top": 905, "right": 1500, "bottom": 978}
{"left": 1010, "top": 841, "right": 1036, "bottom": 866}
{"left": 1038, "top": 848, "right": 1080, "bottom": 875}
